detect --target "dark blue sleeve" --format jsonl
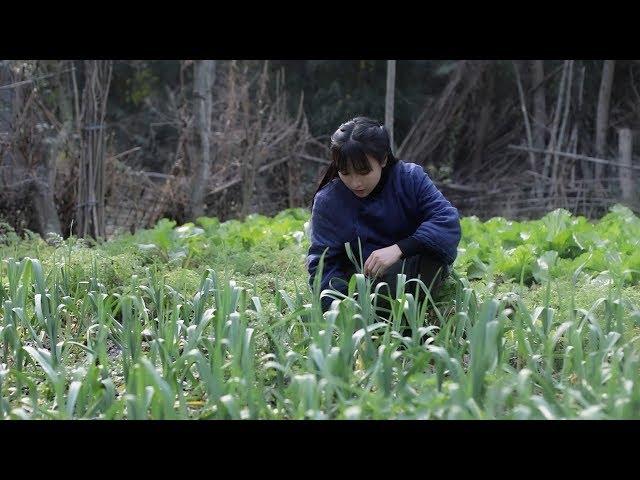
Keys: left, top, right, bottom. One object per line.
{"left": 396, "top": 167, "right": 461, "bottom": 265}
{"left": 306, "top": 197, "right": 350, "bottom": 312}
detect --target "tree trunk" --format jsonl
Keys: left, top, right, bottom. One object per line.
{"left": 31, "top": 127, "right": 65, "bottom": 236}
{"left": 594, "top": 60, "right": 616, "bottom": 181}
{"left": 32, "top": 186, "right": 61, "bottom": 235}
{"left": 0, "top": 61, "right": 15, "bottom": 183}
{"left": 471, "top": 66, "right": 494, "bottom": 175}
{"left": 385, "top": 60, "right": 396, "bottom": 152}
{"left": 189, "top": 60, "right": 216, "bottom": 220}
{"left": 531, "top": 60, "right": 547, "bottom": 151}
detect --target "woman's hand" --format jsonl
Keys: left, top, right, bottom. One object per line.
{"left": 364, "top": 244, "right": 403, "bottom": 278}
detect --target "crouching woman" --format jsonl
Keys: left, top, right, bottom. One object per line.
{"left": 306, "top": 116, "right": 462, "bottom": 315}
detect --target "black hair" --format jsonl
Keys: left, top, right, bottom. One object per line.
{"left": 311, "top": 116, "right": 398, "bottom": 210}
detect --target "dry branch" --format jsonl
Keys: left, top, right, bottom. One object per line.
{"left": 507, "top": 145, "right": 640, "bottom": 171}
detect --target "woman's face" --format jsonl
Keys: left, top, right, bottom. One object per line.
{"left": 338, "top": 154, "right": 387, "bottom": 198}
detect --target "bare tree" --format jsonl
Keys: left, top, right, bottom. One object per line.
{"left": 397, "top": 61, "right": 487, "bottom": 167}
{"left": 0, "top": 60, "right": 63, "bottom": 236}
{"left": 200, "top": 61, "right": 313, "bottom": 219}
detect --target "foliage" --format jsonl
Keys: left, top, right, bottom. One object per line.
{"left": 1, "top": 204, "right": 640, "bottom": 419}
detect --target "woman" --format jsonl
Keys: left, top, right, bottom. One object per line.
{"left": 307, "top": 116, "right": 462, "bottom": 315}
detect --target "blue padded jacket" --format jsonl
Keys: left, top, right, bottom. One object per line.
{"left": 306, "top": 160, "right": 461, "bottom": 311}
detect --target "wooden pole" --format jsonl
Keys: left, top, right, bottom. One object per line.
{"left": 385, "top": 60, "right": 396, "bottom": 152}
{"left": 189, "top": 60, "right": 216, "bottom": 220}
{"left": 595, "top": 60, "right": 616, "bottom": 182}
{"left": 618, "top": 128, "right": 634, "bottom": 202}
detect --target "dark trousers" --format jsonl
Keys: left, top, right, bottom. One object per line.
{"left": 344, "top": 250, "right": 449, "bottom": 318}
